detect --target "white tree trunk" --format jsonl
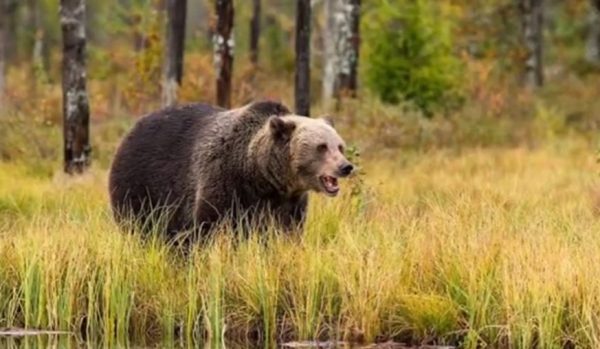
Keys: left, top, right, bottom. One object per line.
{"left": 322, "top": 0, "right": 360, "bottom": 104}
{"left": 335, "top": 0, "right": 360, "bottom": 97}
{"left": 322, "top": 0, "right": 336, "bottom": 103}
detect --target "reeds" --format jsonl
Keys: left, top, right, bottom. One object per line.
{"left": 0, "top": 139, "right": 598, "bottom": 347}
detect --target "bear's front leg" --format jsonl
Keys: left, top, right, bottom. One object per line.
{"left": 273, "top": 194, "right": 308, "bottom": 234}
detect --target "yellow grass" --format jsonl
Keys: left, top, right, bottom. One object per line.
{"left": 0, "top": 136, "right": 598, "bottom": 347}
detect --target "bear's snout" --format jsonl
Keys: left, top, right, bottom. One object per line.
{"left": 338, "top": 162, "right": 354, "bottom": 177}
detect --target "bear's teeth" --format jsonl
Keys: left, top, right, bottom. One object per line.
{"left": 325, "top": 176, "right": 338, "bottom": 190}
{"left": 320, "top": 175, "right": 339, "bottom": 194}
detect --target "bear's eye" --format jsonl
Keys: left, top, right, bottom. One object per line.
{"left": 317, "top": 143, "right": 328, "bottom": 153}
{"left": 338, "top": 145, "right": 345, "bottom": 153}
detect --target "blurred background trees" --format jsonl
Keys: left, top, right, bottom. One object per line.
{"left": 3, "top": 0, "right": 594, "bottom": 114}
{"left": 1, "top": 0, "right": 600, "bottom": 171}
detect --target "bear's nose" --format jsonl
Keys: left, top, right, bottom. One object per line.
{"left": 339, "top": 163, "right": 354, "bottom": 177}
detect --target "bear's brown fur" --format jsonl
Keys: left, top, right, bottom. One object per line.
{"left": 108, "top": 101, "right": 353, "bottom": 238}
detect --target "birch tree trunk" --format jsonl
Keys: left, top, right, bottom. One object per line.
{"left": 587, "top": 0, "right": 600, "bottom": 64}
{"left": 295, "top": 0, "right": 311, "bottom": 116}
{"left": 60, "top": 0, "right": 91, "bottom": 174}
{"left": 162, "top": 0, "right": 187, "bottom": 107}
{"left": 322, "top": 0, "right": 336, "bottom": 103}
{"left": 336, "top": 0, "right": 360, "bottom": 98}
{"left": 322, "top": 0, "right": 360, "bottom": 104}
{"left": 249, "top": 0, "right": 260, "bottom": 66}
{"left": 519, "top": 0, "right": 544, "bottom": 88}
{"left": 214, "top": 0, "right": 234, "bottom": 108}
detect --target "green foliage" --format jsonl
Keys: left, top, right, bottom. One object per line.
{"left": 345, "top": 144, "right": 371, "bottom": 215}
{"left": 263, "top": 15, "right": 295, "bottom": 73}
{"left": 363, "top": 0, "right": 464, "bottom": 115}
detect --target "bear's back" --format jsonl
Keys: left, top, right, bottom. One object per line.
{"left": 108, "top": 103, "right": 225, "bottom": 232}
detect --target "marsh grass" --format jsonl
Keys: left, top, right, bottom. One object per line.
{"left": 0, "top": 138, "right": 599, "bottom": 347}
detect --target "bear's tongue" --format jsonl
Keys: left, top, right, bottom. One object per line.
{"left": 321, "top": 175, "right": 339, "bottom": 195}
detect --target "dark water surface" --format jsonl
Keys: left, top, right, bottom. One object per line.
{"left": 0, "top": 333, "right": 456, "bottom": 349}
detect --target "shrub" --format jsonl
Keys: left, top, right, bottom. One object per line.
{"left": 363, "top": 0, "right": 464, "bottom": 115}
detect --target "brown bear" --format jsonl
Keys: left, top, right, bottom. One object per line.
{"left": 108, "top": 101, "right": 353, "bottom": 238}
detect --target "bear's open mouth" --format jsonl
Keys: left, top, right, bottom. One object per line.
{"left": 319, "top": 175, "right": 339, "bottom": 196}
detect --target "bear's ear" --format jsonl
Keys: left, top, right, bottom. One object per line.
{"left": 269, "top": 116, "right": 296, "bottom": 140}
{"left": 320, "top": 115, "right": 335, "bottom": 128}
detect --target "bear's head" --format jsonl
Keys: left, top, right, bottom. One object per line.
{"left": 268, "top": 115, "right": 354, "bottom": 197}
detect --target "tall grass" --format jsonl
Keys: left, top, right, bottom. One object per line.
{"left": 0, "top": 138, "right": 598, "bottom": 347}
